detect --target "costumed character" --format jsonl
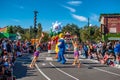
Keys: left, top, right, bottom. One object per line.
{"left": 54, "top": 35, "right": 59, "bottom": 59}
{"left": 49, "top": 21, "right": 62, "bottom": 54}
{"left": 51, "top": 36, "right": 56, "bottom": 53}
{"left": 48, "top": 38, "right": 51, "bottom": 54}
{"left": 52, "top": 21, "right": 62, "bottom": 34}
{"left": 57, "top": 33, "right": 66, "bottom": 64}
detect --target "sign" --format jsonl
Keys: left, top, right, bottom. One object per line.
{"left": 108, "top": 37, "right": 120, "bottom": 40}
{"left": 109, "top": 28, "right": 116, "bottom": 33}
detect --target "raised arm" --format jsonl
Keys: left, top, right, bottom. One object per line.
{"left": 72, "top": 40, "right": 75, "bottom": 47}
{"left": 36, "top": 32, "right": 44, "bottom": 49}
{"left": 39, "top": 32, "right": 44, "bottom": 44}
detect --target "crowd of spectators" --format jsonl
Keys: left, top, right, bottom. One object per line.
{"left": 79, "top": 40, "right": 120, "bottom": 67}
{"left": 1, "top": 37, "right": 120, "bottom": 79}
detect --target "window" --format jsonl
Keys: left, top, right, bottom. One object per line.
{"left": 109, "top": 28, "right": 116, "bottom": 33}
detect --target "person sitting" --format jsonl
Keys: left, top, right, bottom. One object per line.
{"left": 107, "top": 52, "right": 115, "bottom": 66}
{"left": 100, "top": 51, "right": 109, "bottom": 64}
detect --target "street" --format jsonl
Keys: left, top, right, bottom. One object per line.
{"left": 14, "top": 51, "right": 120, "bottom": 80}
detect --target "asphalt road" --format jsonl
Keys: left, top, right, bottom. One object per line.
{"left": 13, "top": 51, "right": 120, "bottom": 80}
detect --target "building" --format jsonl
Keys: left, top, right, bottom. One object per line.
{"left": 99, "top": 13, "right": 120, "bottom": 41}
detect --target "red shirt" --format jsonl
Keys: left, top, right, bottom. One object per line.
{"left": 48, "top": 42, "right": 51, "bottom": 50}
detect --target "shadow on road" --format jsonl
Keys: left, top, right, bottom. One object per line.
{"left": 13, "top": 54, "right": 38, "bottom": 79}
{"left": 13, "top": 62, "right": 27, "bottom": 79}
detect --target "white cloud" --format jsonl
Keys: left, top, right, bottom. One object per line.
{"left": 72, "top": 14, "right": 87, "bottom": 22}
{"left": 67, "top": 1, "right": 82, "bottom": 6}
{"left": 90, "top": 14, "right": 99, "bottom": 22}
{"left": 89, "top": 24, "right": 92, "bottom": 26}
{"left": 12, "top": 19, "right": 21, "bottom": 22}
{"left": 62, "top": 5, "right": 76, "bottom": 12}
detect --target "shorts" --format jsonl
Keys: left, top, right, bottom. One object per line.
{"left": 34, "top": 51, "right": 40, "bottom": 57}
{"left": 74, "top": 51, "right": 79, "bottom": 57}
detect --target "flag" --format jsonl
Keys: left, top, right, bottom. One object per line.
{"left": 0, "top": 27, "right": 7, "bottom": 33}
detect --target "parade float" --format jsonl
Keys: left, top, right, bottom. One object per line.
{"left": 48, "top": 21, "right": 62, "bottom": 55}
{"left": 64, "top": 32, "right": 73, "bottom": 51}
{"left": 64, "top": 32, "right": 79, "bottom": 51}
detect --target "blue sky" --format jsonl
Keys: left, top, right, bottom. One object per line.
{"left": 0, "top": 0, "right": 120, "bottom": 31}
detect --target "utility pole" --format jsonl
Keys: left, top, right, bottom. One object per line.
{"left": 88, "top": 17, "right": 89, "bottom": 27}
{"left": 88, "top": 17, "right": 92, "bottom": 41}
{"left": 34, "top": 10, "right": 38, "bottom": 34}
{"left": 33, "top": 10, "right": 38, "bottom": 46}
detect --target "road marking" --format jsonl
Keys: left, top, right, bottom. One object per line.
{"left": 46, "top": 57, "right": 53, "bottom": 61}
{"left": 42, "top": 63, "right": 46, "bottom": 66}
{"left": 83, "top": 64, "right": 120, "bottom": 77}
{"left": 66, "top": 58, "right": 120, "bottom": 77}
{"left": 94, "top": 67, "right": 120, "bottom": 77}
{"left": 66, "top": 58, "right": 99, "bottom": 63}
{"left": 35, "top": 64, "right": 51, "bottom": 80}
{"left": 49, "top": 62, "right": 79, "bottom": 80}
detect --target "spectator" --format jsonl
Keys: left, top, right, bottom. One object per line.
{"left": 100, "top": 51, "right": 109, "bottom": 64}
{"left": 114, "top": 41, "right": 120, "bottom": 65}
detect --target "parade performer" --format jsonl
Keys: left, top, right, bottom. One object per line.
{"left": 72, "top": 40, "right": 81, "bottom": 68}
{"left": 29, "top": 33, "right": 44, "bottom": 68}
{"left": 48, "top": 38, "right": 51, "bottom": 54}
{"left": 57, "top": 33, "right": 66, "bottom": 64}
{"left": 54, "top": 36, "right": 59, "bottom": 59}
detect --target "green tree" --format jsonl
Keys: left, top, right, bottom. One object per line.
{"left": 62, "top": 24, "right": 80, "bottom": 35}
{"left": 41, "top": 32, "right": 49, "bottom": 42}
{"left": 37, "top": 23, "right": 42, "bottom": 38}
{"left": 7, "top": 25, "right": 14, "bottom": 33}
{"left": 80, "top": 25, "right": 101, "bottom": 42}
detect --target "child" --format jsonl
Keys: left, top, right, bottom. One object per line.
{"left": 107, "top": 53, "right": 115, "bottom": 66}
{"left": 100, "top": 51, "right": 109, "bottom": 64}
{"left": 72, "top": 40, "right": 80, "bottom": 68}
{"left": 29, "top": 33, "right": 44, "bottom": 68}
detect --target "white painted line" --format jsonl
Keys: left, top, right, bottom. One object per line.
{"left": 35, "top": 64, "right": 51, "bottom": 80}
{"left": 83, "top": 64, "right": 120, "bottom": 77}
{"left": 42, "top": 63, "right": 46, "bottom": 66}
{"left": 46, "top": 57, "right": 53, "bottom": 61}
{"left": 66, "top": 58, "right": 99, "bottom": 63}
{"left": 94, "top": 67, "right": 120, "bottom": 77}
{"left": 67, "top": 57, "right": 120, "bottom": 77}
{"left": 49, "top": 62, "right": 79, "bottom": 80}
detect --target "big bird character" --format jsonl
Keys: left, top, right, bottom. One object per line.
{"left": 57, "top": 33, "right": 66, "bottom": 64}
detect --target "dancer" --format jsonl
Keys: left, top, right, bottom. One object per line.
{"left": 29, "top": 33, "right": 44, "bottom": 68}
{"left": 72, "top": 40, "right": 80, "bottom": 68}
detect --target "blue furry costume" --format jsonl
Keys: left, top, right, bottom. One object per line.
{"left": 57, "top": 38, "right": 66, "bottom": 64}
